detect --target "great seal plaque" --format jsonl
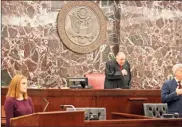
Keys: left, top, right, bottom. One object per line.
{"left": 57, "top": 1, "right": 106, "bottom": 53}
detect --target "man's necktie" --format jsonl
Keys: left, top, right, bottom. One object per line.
{"left": 178, "top": 81, "right": 182, "bottom": 89}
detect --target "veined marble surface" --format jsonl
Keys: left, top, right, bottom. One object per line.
{"left": 1, "top": 1, "right": 182, "bottom": 89}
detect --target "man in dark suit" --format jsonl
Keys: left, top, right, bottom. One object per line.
{"left": 161, "top": 64, "right": 182, "bottom": 118}
{"left": 104, "top": 52, "right": 131, "bottom": 89}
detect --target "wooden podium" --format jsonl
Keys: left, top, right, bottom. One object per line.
{"left": 10, "top": 111, "right": 85, "bottom": 127}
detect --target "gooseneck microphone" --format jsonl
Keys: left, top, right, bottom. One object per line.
{"left": 43, "top": 99, "right": 49, "bottom": 112}
{"left": 162, "top": 112, "right": 179, "bottom": 118}
{"left": 173, "top": 113, "right": 179, "bottom": 118}
{"left": 60, "top": 105, "right": 76, "bottom": 111}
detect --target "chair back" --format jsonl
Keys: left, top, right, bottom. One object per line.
{"left": 84, "top": 73, "right": 105, "bottom": 89}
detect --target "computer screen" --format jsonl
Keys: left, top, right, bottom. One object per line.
{"left": 67, "top": 77, "right": 88, "bottom": 89}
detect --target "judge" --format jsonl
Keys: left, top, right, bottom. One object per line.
{"left": 104, "top": 52, "right": 131, "bottom": 89}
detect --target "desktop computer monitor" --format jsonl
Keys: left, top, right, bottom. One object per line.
{"left": 67, "top": 77, "right": 88, "bottom": 89}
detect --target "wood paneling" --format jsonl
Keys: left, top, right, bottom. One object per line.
{"left": 1, "top": 88, "right": 162, "bottom": 119}
{"left": 11, "top": 111, "right": 84, "bottom": 127}
{"left": 9, "top": 109, "right": 182, "bottom": 127}
{"left": 85, "top": 119, "right": 182, "bottom": 127}
{"left": 111, "top": 112, "right": 153, "bottom": 119}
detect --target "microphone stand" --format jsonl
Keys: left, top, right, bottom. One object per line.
{"left": 43, "top": 99, "right": 49, "bottom": 112}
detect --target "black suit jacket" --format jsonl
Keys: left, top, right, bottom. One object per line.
{"left": 104, "top": 59, "right": 131, "bottom": 89}
{"left": 161, "top": 79, "right": 182, "bottom": 117}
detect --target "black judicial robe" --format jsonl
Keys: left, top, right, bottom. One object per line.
{"left": 123, "top": 60, "right": 132, "bottom": 89}
{"left": 104, "top": 59, "right": 131, "bottom": 89}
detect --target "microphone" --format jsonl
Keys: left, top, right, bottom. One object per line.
{"left": 43, "top": 99, "right": 49, "bottom": 112}
{"left": 162, "top": 113, "right": 179, "bottom": 118}
{"left": 173, "top": 113, "right": 179, "bottom": 118}
{"left": 60, "top": 105, "right": 76, "bottom": 111}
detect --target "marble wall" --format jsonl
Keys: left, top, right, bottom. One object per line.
{"left": 1, "top": 1, "right": 182, "bottom": 89}
{"left": 118, "top": 1, "right": 182, "bottom": 89}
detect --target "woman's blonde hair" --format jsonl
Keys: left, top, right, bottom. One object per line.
{"left": 6, "top": 74, "right": 28, "bottom": 99}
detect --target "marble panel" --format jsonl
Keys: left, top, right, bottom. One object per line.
{"left": 1, "top": 1, "right": 182, "bottom": 89}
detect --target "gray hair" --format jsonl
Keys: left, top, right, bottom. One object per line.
{"left": 172, "top": 64, "right": 182, "bottom": 75}
{"left": 116, "top": 52, "right": 125, "bottom": 57}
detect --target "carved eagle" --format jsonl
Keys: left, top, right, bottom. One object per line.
{"left": 69, "top": 14, "right": 95, "bottom": 35}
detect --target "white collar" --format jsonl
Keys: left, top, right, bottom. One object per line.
{"left": 175, "top": 78, "right": 182, "bottom": 83}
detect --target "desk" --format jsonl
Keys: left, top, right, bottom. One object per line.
{"left": 10, "top": 111, "right": 182, "bottom": 127}
{"left": 1, "top": 88, "right": 161, "bottom": 119}
{"left": 85, "top": 118, "right": 182, "bottom": 127}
